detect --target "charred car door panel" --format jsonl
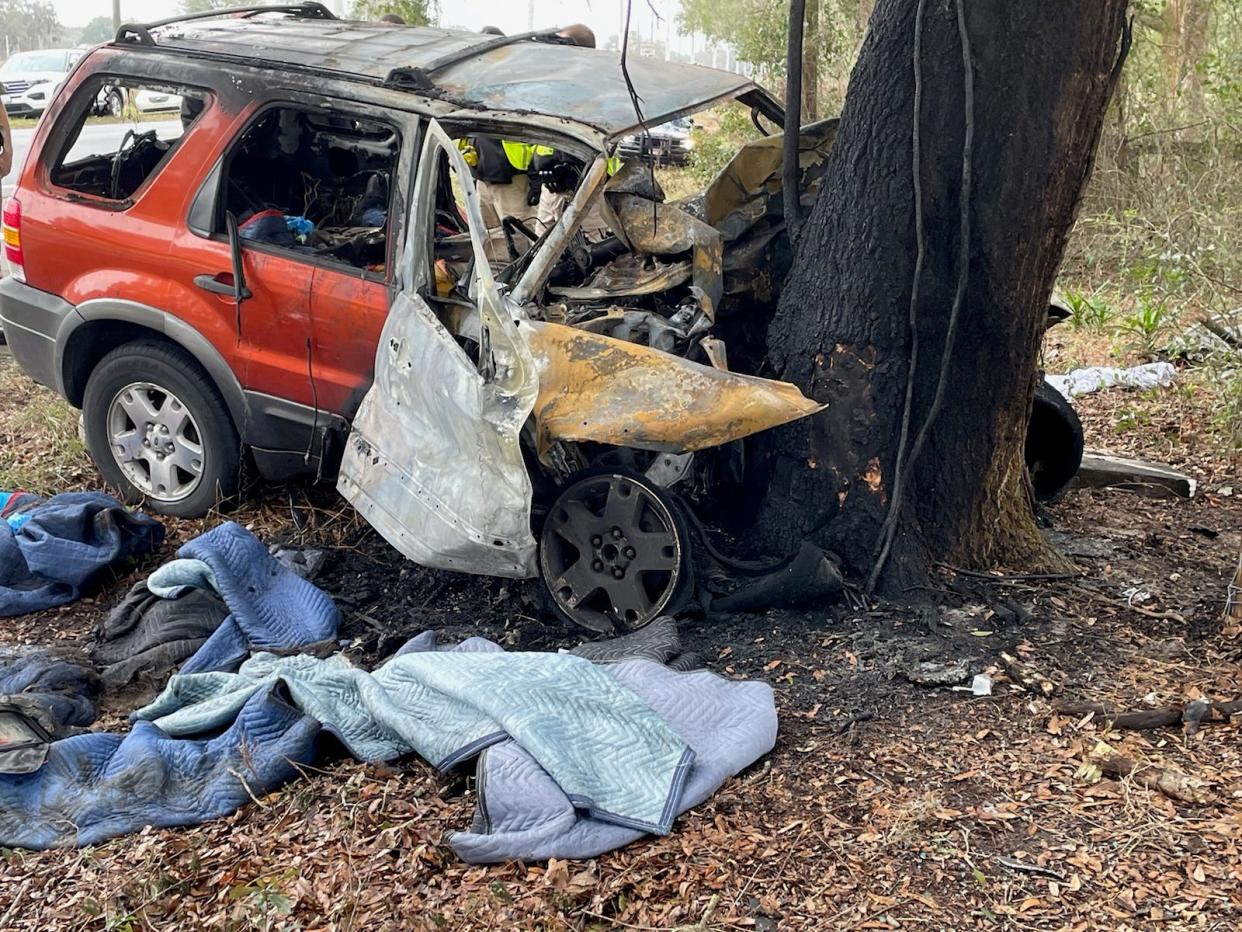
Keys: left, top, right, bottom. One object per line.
{"left": 337, "top": 120, "right": 540, "bottom": 578}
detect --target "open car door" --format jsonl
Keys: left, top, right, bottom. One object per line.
{"left": 337, "top": 121, "right": 540, "bottom": 578}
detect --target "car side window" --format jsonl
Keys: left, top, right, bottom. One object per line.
{"left": 218, "top": 105, "right": 399, "bottom": 275}
{"left": 50, "top": 80, "right": 208, "bottom": 202}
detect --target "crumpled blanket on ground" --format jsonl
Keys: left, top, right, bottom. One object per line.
{"left": 0, "top": 687, "right": 320, "bottom": 848}
{"left": 1045, "top": 363, "right": 1176, "bottom": 400}
{"left": 568, "top": 615, "right": 700, "bottom": 669}
{"left": 0, "top": 620, "right": 774, "bottom": 858}
{"left": 145, "top": 522, "right": 341, "bottom": 674}
{"left": 0, "top": 492, "right": 164, "bottom": 618}
{"left": 0, "top": 520, "right": 339, "bottom": 848}
{"left": 0, "top": 648, "right": 103, "bottom": 773}
{"left": 90, "top": 581, "right": 231, "bottom": 687}
{"left": 135, "top": 639, "right": 695, "bottom": 834}
{"left": 449, "top": 645, "right": 776, "bottom": 862}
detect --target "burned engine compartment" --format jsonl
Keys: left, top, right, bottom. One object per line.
{"left": 507, "top": 120, "right": 840, "bottom": 381}
{"left": 479, "top": 119, "right": 841, "bottom": 519}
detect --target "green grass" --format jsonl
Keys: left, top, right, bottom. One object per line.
{"left": 0, "top": 356, "right": 94, "bottom": 493}
{"left": 7, "top": 110, "right": 177, "bottom": 131}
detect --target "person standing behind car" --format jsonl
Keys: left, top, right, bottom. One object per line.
{"left": 464, "top": 27, "right": 539, "bottom": 234}
{"left": 0, "top": 105, "right": 12, "bottom": 179}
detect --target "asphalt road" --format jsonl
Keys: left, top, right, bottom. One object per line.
{"left": 2, "top": 119, "right": 183, "bottom": 199}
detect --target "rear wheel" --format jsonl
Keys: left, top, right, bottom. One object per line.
{"left": 83, "top": 341, "right": 240, "bottom": 517}
{"left": 539, "top": 471, "right": 693, "bottom": 634}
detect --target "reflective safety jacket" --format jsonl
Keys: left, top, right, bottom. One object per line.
{"left": 464, "top": 137, "right": 536, "bottom": 184}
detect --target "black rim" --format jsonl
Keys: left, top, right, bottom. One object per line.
{"left": 540, "top": 474, "right": 683, "bottom": 632}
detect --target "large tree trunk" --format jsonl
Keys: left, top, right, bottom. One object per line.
{"left": 755, "top": 0, "right": 1129, "bottom": 591}
{"left": 802, "top": 0, "right": 820, "bottom": 122}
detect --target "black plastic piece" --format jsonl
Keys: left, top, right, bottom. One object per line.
{"left": 1027, "top": 381, "right": 1085, "bottom": 502}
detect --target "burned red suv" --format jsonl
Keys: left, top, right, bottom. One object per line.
{"left": 0, "top": 6, "right": 841, "bottom": 628}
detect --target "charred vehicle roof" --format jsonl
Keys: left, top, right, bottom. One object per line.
{"left": 115, "top": 5, "right": 785, "bottom": 148}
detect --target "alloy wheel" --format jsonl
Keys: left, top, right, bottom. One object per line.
{"left": 540, "top": 473, "right": 685, "bottom": 632}
{"left": 106, "top": 381, "right": 206, "bottom": 503}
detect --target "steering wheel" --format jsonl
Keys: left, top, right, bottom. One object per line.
{"left": 109, "top": 129, "right": 157, "bottom": 200}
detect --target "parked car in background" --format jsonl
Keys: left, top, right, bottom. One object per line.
{"left": 617, "top": 116, "right": 695, "bottom": 165}
{"left": 0, "top": 49, "right": 81, "bottom": 118}
{"left": 130, "top": 88, "right": 182, "bottom": 113}
{"left": 0, "top": 49, "right": 153, "bottom": 120}
{"left": 92, "top": 85, "right": 184, "bottom": 118}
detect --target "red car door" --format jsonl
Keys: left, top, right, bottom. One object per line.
{"left": 167, "top": 226, "right": 316, "bottom": 408}
{"left": 307, "top": 270, "right": 389, "bottom": 418}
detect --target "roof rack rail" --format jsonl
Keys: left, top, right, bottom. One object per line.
{"left": 116, "top": 2, "right": 335, "bottom": 46}
{"left": 383, "top": 28, "right": 562, "bottom": 88}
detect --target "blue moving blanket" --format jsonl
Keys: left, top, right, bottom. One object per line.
{"left": 0, "top": 521, "right": 341, "bottom": 847}
{"left": 149, "top": 522, "right": 341, "bottom": 673}
{"left": 0, "top": 492, "right": 163, "bottom": 617}
{"left": 0, "top": 687, "right": 320, "bottom": 849}
{"left": 0, "top": 521, "right": 772, "bottom": 858}
{"left": 135, "top": 640, "right": 695, "bottom": 834}
{"left": 0, "top": 627, "right": 773, "bottom": 856}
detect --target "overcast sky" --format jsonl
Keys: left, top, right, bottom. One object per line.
{"left": 49, "top": 0, "right": 693, "bottom": 53}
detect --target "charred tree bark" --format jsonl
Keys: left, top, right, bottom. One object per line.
{"left": 756, "top": 0, "right": 1129, "bottom": 591}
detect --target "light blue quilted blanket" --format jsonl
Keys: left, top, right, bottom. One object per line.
{"left": 135, "top": 641, "right": 695, "bottom": 834}
{"left": 449, "top": 656, "right": 777, "bottom": 861}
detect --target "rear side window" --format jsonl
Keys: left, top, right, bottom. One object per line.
{"left": 50, "top": 79, "right": 209, "bottom": 202}
{"left": 217, "top": 105, "right": 400, "bottom": 274}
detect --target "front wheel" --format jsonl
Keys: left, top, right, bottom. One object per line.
{"left": 83, "top": 340, "right": 240, "bottom": 517}
{"left": 539, "top": 471, "right": 694, "bottom": 634}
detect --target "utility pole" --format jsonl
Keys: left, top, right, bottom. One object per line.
{"left": 112, "top": 0, "right": 122, "bottom": 33}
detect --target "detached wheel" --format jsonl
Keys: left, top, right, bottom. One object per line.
{"left": 83, "top": 340, "right": 240, "bottom": 517}
{"left": 540, "top": 472, "right": 693, "bottom": 634}
{"left": 1027, "top": 381, "right": 1085, "bottom": 502}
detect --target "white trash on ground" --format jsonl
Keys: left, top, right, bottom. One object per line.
{"left": 1045, "top": 362, "right": 1176, "bottom": 400}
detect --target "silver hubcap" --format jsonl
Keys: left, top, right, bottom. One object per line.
{"left": 107, "top": 381, "right": 205, "bottom": 503}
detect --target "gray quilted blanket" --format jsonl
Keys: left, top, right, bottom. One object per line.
{"left": 451, "top": 656, "right": 777, "bottom": 862}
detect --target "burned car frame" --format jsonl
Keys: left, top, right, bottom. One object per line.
{"left": 339, "top": 116, "right": 830, "bottom": 634}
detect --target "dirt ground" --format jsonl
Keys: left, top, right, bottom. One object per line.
{"left": 0, "top": 349, "right": 1239, "bottom": 930}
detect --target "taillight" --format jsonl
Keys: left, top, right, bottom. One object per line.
{"left": 2, "top": 197, "right": 24, "bottom": 283}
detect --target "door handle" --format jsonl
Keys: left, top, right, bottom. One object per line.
{"left": 194, "top": 273, "right": 252, "bottom": 299}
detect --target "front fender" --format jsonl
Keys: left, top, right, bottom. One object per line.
{"left": 523, "top": 320, "right": 823, "bottom": 458}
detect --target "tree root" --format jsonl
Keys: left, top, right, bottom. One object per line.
{"left": 1057, "top": 698, "right": 1242, "bottom": 734}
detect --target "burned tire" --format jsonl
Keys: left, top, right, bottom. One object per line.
{"left": 539, "top": 471, "right": 694, "bottom": 634}
{"left": 1027, "top": 381, "right": 1084, "bottom": 503}
{"left": 83, "top": 340, "right": 240, "bottom": 518}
